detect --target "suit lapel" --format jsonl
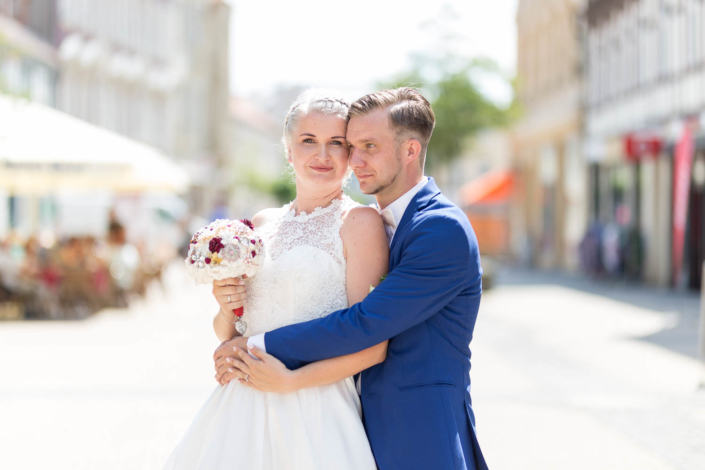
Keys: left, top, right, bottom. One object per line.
{"left": 389, "top": 178, "right": 442, "bottom": 255}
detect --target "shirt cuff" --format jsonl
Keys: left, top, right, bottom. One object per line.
{"left": 247, "top": 334, "right": 266, "bottom": 354}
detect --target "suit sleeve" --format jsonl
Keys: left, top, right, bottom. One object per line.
{"left": 266, "top": 213, "right": 479, "bottom": 370}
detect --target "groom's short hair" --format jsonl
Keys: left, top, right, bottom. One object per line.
{"left": 349, "top": 87, "right": 435, "bottom": 167}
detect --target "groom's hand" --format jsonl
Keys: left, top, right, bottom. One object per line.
{"left": 213, "top": 336, "right": 249, "bottom": 385}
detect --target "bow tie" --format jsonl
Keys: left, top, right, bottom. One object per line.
{"left": 379, "top": 207, "right": 396, "bottom": 229}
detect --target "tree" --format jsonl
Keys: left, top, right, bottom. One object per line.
{"left": 245, "top": 168, "right": 296, "bottom": 205}
{"left": 379, "top": 54, "right": 518, "bottom": 169}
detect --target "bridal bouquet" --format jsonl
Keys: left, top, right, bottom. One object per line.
{"left": 185, "top": 218, "right": 265, "bottom": 334}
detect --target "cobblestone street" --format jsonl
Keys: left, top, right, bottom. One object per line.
{"left": 0, "top": 264, "right": 703, "bottom": 469}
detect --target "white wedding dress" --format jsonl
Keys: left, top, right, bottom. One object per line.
{"left": 163, "top": 196, "right": 377, "bottom": 470}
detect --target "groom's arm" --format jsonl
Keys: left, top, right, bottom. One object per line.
{"left": 263, "top": 214, "right": 481, "bottom": 370}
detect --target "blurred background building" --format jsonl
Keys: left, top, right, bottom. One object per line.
{"left": 227, "top": 95, "right": 285, "bottom": 217}
{"left": 584, "top": 0, "right": 705, "bottom": 290}
{"left": 0, "top": 0, "right": 57, "bottom": 105}
{"left": 505, "top": 0, "right": 705, "bottom": 292}
{"left": 0, "top": 0, "right": 233, "bottom": 319}
{"left": 2, "top": 0, "right": 705, "bottom": 324}
{"left": 450, "top": 130, "right": 514, "bottom": 263}
{"left": 55, "top": 0, "right": 231, "bottom": 217}
{"left": 511, "top": 0, "right": 588, "bottom": 271}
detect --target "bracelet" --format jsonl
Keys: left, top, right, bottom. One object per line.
{"left": 219, "top": 307, "right": 237, "bottom": 325}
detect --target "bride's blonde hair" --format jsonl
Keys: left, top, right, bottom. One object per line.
{"left": 282, "top": 88, "right": 352, "bottom": 183}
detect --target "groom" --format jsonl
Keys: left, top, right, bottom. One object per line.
{"left": 218, "top": 88, "right": 488, "bottom": 470}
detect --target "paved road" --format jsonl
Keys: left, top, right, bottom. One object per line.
{"left": 473, "top": 269, "right": 705, "bottom": 470}
{"left": 0, "top": 264, "right": 703, "bottom": 469}
{"left": 0, "top": 265, "right": 219, "bottom": 470}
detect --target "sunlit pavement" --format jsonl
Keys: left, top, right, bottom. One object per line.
{"left": 1, "top": 264, "right": 704, "bottom": 469}
{"left": 473, "top": 269, "right": 705, "bottom": 470}
{"left": 0, "top": 264, "right": 219, "bottom": 470}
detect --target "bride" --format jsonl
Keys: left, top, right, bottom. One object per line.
{"left": 163, "top": 89, "right": 388, "bottom": 470}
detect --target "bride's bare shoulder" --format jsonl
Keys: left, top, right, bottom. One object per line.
{"left": 251, "top": 207, "right": 281, "bottom": 228}
{"left": 340, "top": 205, "right": 385, "bottom": 239}
{"left": 342, "top": 205, "right": 382, "bottom": 225}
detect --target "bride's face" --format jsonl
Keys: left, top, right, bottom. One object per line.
{"left": 288, "top": 112, "right": 349, "bottom": 190}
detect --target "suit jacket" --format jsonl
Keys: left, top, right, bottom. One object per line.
{"left": 266, "top": 179, "right": 488, "bottom": 470}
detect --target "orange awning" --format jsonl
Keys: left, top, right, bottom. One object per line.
{"left": 461, "top": 171, "right": 514, "bottom": 206}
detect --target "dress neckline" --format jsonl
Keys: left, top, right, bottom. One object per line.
{"left": 283, "top": 195, "right": 350, "bottom": 222}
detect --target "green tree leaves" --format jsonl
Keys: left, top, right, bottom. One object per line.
{"left": 379, "top": 55, "right": 518, "bottom": 168}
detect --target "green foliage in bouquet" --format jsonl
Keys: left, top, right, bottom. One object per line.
{"left": 369, "top": 274, "right": 387, "bottom": 294}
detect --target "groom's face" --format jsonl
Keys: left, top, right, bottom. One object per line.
{"left": 346, "top": 109, "right": 403, "bottom": 197}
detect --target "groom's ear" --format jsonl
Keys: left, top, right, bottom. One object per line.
{"left": 404, "top": 139, "right": 422, "bottom": 165}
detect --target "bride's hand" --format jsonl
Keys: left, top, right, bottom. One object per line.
{"left": 212, "top": 277, "right": 247, "bottom": 317}
{"left": 233, "top": 345, "right": 300, "bottom": 394}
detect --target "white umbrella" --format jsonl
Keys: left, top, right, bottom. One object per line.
{"left": 0, "top": 95, "right": 189, "bottom": 195}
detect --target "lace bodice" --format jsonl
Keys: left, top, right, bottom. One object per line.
{"left": 242, "top": 196, "right": 361, "bottom": 336}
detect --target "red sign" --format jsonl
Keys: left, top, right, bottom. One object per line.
{"left": 672, "top": 123, "right": 694, "bottom": 285}
{"left": 624, "top": 133, "right": 663, "bottom": 161}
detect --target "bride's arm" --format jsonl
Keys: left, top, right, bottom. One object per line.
{"left": 232, "top": 206, "right": 389, "bottom": 392}
{"left": 212, "top": 209, "right": 275, "bottom": 342}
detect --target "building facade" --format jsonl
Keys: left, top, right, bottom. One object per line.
{"left": 1, "top": 0, "right": 229, "bottom": 242}
{"left": 227, "top": 95, "right": 285, "bottom": 219}
{"left": 585, "top": 0, "right": 705, "bottom": 288}
{"left": 512, "top": 0, "right": 589, "bottom": 270}
{"left": 55, "top": 0, "right": 231, "bottom": 216}
{"left": 450, "top": 130, "right": 514, "bottom": 259}
{"left": 0, "top": 0, "right": 58, "bottom": 105}
{"left": 1, "top": 0, "right": 58, "bottom": 238}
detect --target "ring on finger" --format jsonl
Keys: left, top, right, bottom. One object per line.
{"left": 228, "top": 295, "right": 231, "bottom": 302}
{"left": 245, "top": 374, "right": 250, "bottom": 383}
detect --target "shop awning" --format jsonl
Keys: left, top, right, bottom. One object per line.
{"left": 460, "top": 170, "right": 514, "bottom": 207}
{"left": 0, "top": 95, "right": 190, "bottom": 195}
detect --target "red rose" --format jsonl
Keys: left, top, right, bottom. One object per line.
{"left": 241, "top": 219, "right": 255, "bottom": 230}
{"left": 251, "top": 239, "right": 256, "bottom": 245}
{"left": 209, "top": 237, "right": 224, "bottom": 254}
{"left": 251, "top": 251, "right": 256, "bottom": 258}
{"left": 205, "top": 258, "right": 211, "bottom": 264}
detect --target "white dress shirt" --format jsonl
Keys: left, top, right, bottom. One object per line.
{"left": 378, "top": 177, "right": 429, "bottom": 246}
{"left": 246, "top": 177, "right": 430, "bottom": 357}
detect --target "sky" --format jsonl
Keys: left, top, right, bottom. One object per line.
{"left": 225, "top": 0, "right": 518, "bottom": 106}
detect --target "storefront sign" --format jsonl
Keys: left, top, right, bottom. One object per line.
{"left": 624, "top": 132, "right": 663, "bottom": 161}
{"left": 672, "top": 123, "right": 695, "bottom": 284}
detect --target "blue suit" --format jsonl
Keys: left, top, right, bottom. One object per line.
{"left": 266, "top": 179, "right": 488, "bottom": 470}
